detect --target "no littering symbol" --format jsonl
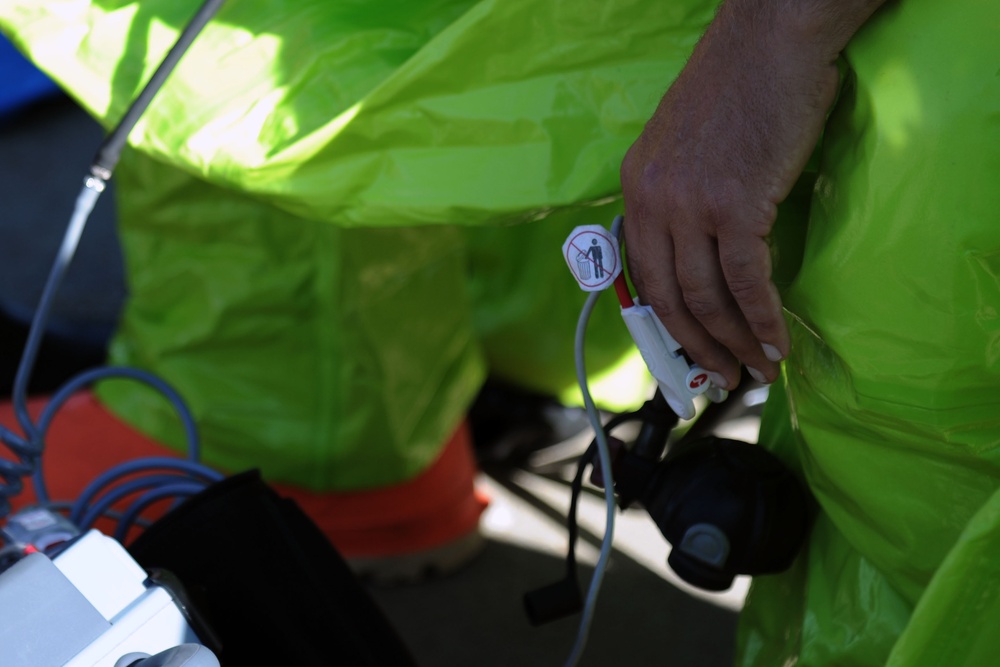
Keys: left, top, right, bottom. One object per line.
{"left": 562, "top": 225, "right": 620, "bottom": 292}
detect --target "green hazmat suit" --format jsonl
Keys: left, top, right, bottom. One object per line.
{"left": 737, "top": 1, "right": 1000, "bottom": 665}
{"left": 2, "top": 0, "right": 714, "bottom": 488}
{"left": 3, "top": 0, "right": 999, "bottom": 664}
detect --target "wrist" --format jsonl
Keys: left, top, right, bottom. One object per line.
{"left": 719, "top": 0, "right": 888, "bottom": 60}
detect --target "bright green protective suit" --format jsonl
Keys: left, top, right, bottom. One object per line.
{"left": 737, "top": 1, "right": 1000, "bottom": 665}
{"left": 0, "top": 0, "right": 717, "bottom": 488}
{"left": 4, "top": 0, "right": 999, "bottom": 663}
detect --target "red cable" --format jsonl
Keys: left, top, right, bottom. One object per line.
{"left": 613, "top": 272, "right": 633, "bottom": 309}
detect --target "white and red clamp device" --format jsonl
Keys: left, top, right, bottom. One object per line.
{"left": 562, "top": 221, "right": 727, "bottom": 420}
{"left": 619, "top": 302, "right": 727, "bottom": 419}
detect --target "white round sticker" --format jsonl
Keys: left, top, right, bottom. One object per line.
{"left": 562, "top": 225, "right": 621, "bottom": 292}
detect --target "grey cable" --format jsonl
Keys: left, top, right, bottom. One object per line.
{"left": 563, "top": 214, "right": 625, "bottom": 667}
{"left": 10, "top": 178, "right": 105, "bottom": 439}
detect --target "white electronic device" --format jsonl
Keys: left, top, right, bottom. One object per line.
{"left": 0, "top": 511, "right": 218, "bottom": 667}
{"left": 620, "top": 301, "right": 728, "bottom": 420}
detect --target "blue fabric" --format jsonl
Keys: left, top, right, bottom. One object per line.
{"left": 0, "top": 34, "right": 59, "bottom": 117}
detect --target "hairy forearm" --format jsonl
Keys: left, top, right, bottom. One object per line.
{"left": 718, "top": 0, "right": 889, "bottom": 59}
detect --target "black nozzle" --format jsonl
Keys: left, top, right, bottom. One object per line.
{"left": 524, "top": 577, "right": 583, "bottom": 626}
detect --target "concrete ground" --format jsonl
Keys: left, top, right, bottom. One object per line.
{"left": 0, "top": 94, "right": 751, "bottom": 666}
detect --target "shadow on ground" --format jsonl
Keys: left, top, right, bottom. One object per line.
{"left": 372, "top": 537, "right": 737, "bottom": 667}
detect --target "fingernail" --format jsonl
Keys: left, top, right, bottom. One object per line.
{"left": 747, "top": 367, "right": 770, "bottom": 384}
{"left": 707, "top": 372, "right": 729, "bottom": 389}
{"left": 762, "top": 344, "right": 784, "bottom": 362}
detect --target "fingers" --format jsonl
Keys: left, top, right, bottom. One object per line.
{"left": 674, "top": 232, "right": 779, "bottom": 386}
{"left": 625, "top": 214, "right": 787, "bottom": 388}
{"left": 625, "top": 222, "right": 741, "bottom": 386}
{"left": 717, "top": 232, "right": 789, "bottom": 366}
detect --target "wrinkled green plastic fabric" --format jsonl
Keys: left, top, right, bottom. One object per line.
{"left": 737, "top": 1, "right": 1000, "bottom": 665}
{"left": 97, "top": 153, "right": 652, "bottom": 490}
{"left": 99, "top": 148, "right": 487, "bottom": 490}
{"left": 0, "top": 0, "right": 715, "bottom": 227}
{"left": 0, "top": 0, "right": 720, "bottom": 489}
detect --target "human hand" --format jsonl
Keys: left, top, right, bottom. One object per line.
{"left": 621, "top": 0, "right": 883, "bottom": 389}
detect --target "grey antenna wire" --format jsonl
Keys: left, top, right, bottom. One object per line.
{"left": 90, "top": 0, "right": 227, "bottom": 179}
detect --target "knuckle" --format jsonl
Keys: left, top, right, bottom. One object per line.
{"left": 620, "top": 146, "right": 641, "bottom": 191}
{"left": 728, "top": 275, "right": 764, "bottom": 305}
{"left": 644, "top": 287, "right": 683, "bottom": 320}
{"left": 622, "top": 148, "right": 666, "bottom": 198}
{"left": 722, "top": 252, "right": 765, "bottom": 301}
{"left": 720, "top": 242, "right": 757, "bottom": 275}
{"left": 697, "top": 182, "right": 743, "bottom": 231}
{"left": 661, "top": 172, "right": 699, "bottom": 214}
{"left": 681, "top": 290, "right": 723, "bottom": 322}
{"left": 703, "top": 183, "right": 777, "bottom": 238}
{"left": 624, "top": 158, "right": 698, "bottom": 219}
{"left": 699, "top": 193, "right": 731, "bottom": 230}
{"left": 621, "top": 141, "right": 647, "bottom": 174}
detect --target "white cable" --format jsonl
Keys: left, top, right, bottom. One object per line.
{"left": 562, "top": 215, "right": 624, "bottom": 667}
